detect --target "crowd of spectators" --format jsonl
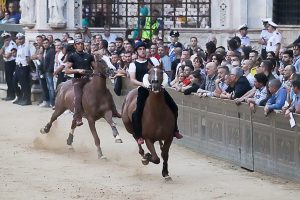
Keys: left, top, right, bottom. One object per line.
{"left": 1, "top": 18, "right": 300, "bottom": 120}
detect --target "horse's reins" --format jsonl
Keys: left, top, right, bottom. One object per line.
{"left": 82, "top": 70, "right": 107, "bottom": 78}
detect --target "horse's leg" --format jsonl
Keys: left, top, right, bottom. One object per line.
{"left": 104, "top": 111, "right": 122, "bottom": 143}
{"left": 40, "top": 108, "right": 65, "bottom": 134}
{"left": 161, "top": 138, "right": 173, "bottom": 181}
{"left": 66, "top": 120, "right": 77, "bottom": 148}
{"left": 144, "top": 139, "right": 160, "bottom": 164}
{"left": 87, "top": 117, "right": 105, "bottom": 159}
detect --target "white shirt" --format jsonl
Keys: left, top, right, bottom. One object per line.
{"left": 266, "top": 30, "right": 282, "bottom": 53}
{"left": 245, "top": 73, "right": 255, "bottom": 87}
{"left": 240, "top": 35, "right": 251, "bottom": 47}
{"left": 128, "top": 57, "right": 160, "bottom": 73}
{"left": 102, "top": 33, "right": 117, "bottom": 44}
{"left": 3, "top": 40, "right": 17, "bottom": 61}
{"left": 260, "top": 29, "right": 272, "bottom": 49}
{"left": 15, "top": 44, "right": 30, "bottom": 66}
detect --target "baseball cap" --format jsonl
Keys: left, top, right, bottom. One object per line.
{"left": 170, "top": 30, "right": 180, "bottom": 37}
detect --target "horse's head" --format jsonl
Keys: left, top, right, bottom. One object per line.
{"left": 144, "top": 66, "right": 168, "bottom": 93}
{"left": 93, "top": 51, "right": 114, "bottom": 78}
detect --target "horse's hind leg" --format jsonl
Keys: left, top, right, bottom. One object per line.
{"left": 87, "top": 117, "right": 105, "bottom": 159}
{"left": 161, "top": 139, "right": 173, "bottom": 181}
{"left": 104, "top": 111, "right": 122, "bottom": 143}
{"left": 40, "top": 108, "right": 66, "bottom": 134}
{"left": 144, "top": 139, "right": 160, "bottom": 164}
{"left": 66, "top": 120, "right": 77, "bottom": 148}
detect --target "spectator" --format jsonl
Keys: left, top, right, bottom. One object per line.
{"left": 259, "top": 18, "right": 273, "bottom": 59}
{"left": 213, "top": 66, "right": 229, "bottom": 97}
{"left": 102, "top": 25, "right": 117, "bottom": 43}
{"left": 158, "top": 45, "right": 171, "bottom": 78}
{"left": 168, "top": 30, "right": 184, "bottom": 62}
{"left": 182, "top": 70, "right": 203, "bottom": 95}
{"left": 261, "top": 60, "right": 276, "bottom": 81}
{"left": 282, "top": 65, "right": 296, "bottom": 88}
{"left": 292, "top": 43, "right": 300, "bottom": 72}
{"left": 187, "top": 37, "right": 202, "bottom": 55}
{"left": 221, "top": 67, "right": 252, "bottom": 99}
{"left": 205, "top": 41, "right": 216, "bottom": 62}
{"left": 196, "top": 62, "right": 218, "bottom": 97}
{"left": 141, "top": 9, "right": 160, "bottom": 41}
{"left": 7, "top": 2, "right": 20, "bottom": 24}
{"left": 264, "top": 79, "right": 287, "bottom": 115}
{"left": 281, "top": 50, "right": 294, "bottom": 67}
{"left": 242, "top": 59, "right": 255, "bottom": 87}
{"left": 115, "top": 37, "right": 125, "bottom": 55}
{"left": 266, "top": 20, "right": 282, "bottom": 57}
{"left": 108, "top": 42, "right": 116, "bottom": 54}
{"left": 245, "top": 73, "right": 268, "bottom": 111}
{"left": 249, "top": 50, "right": 260, "bottom": 75}
{"left": 192, "top": 56, "right": 205, "bottom": 74}
{"left": 238, "top": 24, "right": 251, "bottom": 47}
{"left": 150, "top": 44, "right": 160, "bottom": 60}
{"left": 210, "top": 53, "right": 224, "bottom": 67}
{"left": 285, "top": 74, "right": 300, "bottom": 116}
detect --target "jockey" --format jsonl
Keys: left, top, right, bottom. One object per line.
{"left": 65, "top": 38, "right": 96, "bottom": 126}
{"left": 128, "top": 41, "right": 183, "bottom": 144}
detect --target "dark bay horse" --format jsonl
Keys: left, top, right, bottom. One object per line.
{"left": 40, "top": 58, "right": 122, "bottom": 159}
{"left": 122, "top": 66, "right": 175, "bottom": 180}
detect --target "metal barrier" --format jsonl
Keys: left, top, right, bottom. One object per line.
{"left": 107, "top": 77, "right": 300, "bottom": 182}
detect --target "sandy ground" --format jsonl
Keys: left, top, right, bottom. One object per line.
{"left": 1, "top": 91, "right": 300, "bottom": 200}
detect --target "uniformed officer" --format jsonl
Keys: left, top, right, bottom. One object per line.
{"left": 0, "top": 32, "right": 17, "bottom": 101}
{"left": 238, "top": 24, "right": 251, "bottom": 47}
{"left": 168, "top": 30, "right": 184, "bottom": 62}
{"left": 128, "top": 41, "right": 183, "bottom": 145}
{"left": 266, "top": 20, "right": 282, "bottom": 57}
{"left": 14, "top": 33, "right": 32, "bottom": 105}
{"left": 66, "top": 38, "right": 96, "bottom": 126}
{"left": 259, "top": 18, "right": 273, "bottom": 59}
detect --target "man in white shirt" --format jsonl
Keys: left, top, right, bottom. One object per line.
{"left": 266, "top": 20, "right": 282, "bottom": 57}
{"left": 259, "top": 18, "right": 273, "bottom": 59}
{"left": 14, "top": 33, "right": 32, "bottom": 105}
{"left": 0, "top": 32, "right": 17, "bottom": 100}
{"left": 238, "top": 24, "right": 251, "bottom": 47}
{"left": 102, "top": 25, "right": 117, "bottom": 44}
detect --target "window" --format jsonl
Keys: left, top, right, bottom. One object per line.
{"left": 273, "top": 0, "right": 300, "bottom": 25}
{"left": 82, "top": 0, "right": 211, "bottom": 38}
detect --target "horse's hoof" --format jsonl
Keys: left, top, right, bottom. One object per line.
{"left": 98, "top": 155, "right": 107, "bottom": 160}
{"left": 66, "top": 133, "right": 73, "bottom": 145}
{"left": 164, "top": 176, "right": 172, "bottom": 182}
{"left": 40, "top": 128, "right": 46, "bottom": 134}
{"left": 67, "top": 145, "right": 74, "bottom": 150}
{"left": 115, "top": 138, "right": 123, "bottom": 143}
{"left": 141, "top": 158, "right": 149, "bottom": 165}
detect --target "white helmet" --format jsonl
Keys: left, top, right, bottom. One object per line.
{"left": 1, "top": 32, "right": 11, "bottom": 38}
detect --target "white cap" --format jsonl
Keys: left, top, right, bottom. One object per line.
{"left": 262, "top": 18, "right": 272, "bottom": 22}
{"left": 1, "top": 32, "right": 11, "bottom": 38}
{"left": 238, "top": 24, "right": 248, "bottom": 30}
{"left": 16, "top": 32, "right": 25, "bottom": 38}
{"left": 268, "top": 20, "right": 278, "bottom": 28}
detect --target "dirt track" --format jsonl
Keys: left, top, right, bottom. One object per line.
{"left": 1, "top": 91, "right": 300, "bottom": 200}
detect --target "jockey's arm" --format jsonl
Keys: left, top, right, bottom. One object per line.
{"left": 129, "top": 72, "right": 143, "bottom": 87}
{"left": 91, "top": 60, "right": 97, "bottom": 70}
{"left": 65, "top": 62, "right": 85, "bottom": 75}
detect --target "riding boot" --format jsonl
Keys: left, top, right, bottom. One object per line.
{"left": 163, "top": 90, "right": 183, "bottom": 139}
{"left": 132, "top": 87, "right": 149, "bottom": 143}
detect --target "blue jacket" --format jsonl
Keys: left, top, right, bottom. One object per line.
{"left": 267, "top": 87, "right": 287, "bottom": 110}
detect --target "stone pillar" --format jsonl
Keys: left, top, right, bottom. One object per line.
{"left": 35, "top": 0, "right": 48, "bottom": 30}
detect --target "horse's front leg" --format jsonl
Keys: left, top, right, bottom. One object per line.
{"left": 161, "top": 138, "right": 173, "bottom": 181}
{"left": 104, "top": 111, "right": 122, "bottom": 143}
{"left": 40, "top": 108, "right": 65, "bottom": 134}
{"left": 145, "top": 139, "right": 160, "bottom": 164}
{"left": 87, "top": 117, "right": 105, "bottom": 159}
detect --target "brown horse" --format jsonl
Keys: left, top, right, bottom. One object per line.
{"left": 122, "top": 66, "right": 175, "bottom": 180}
{"left": 40, "top": 58, "right": 122, "bottom": 159}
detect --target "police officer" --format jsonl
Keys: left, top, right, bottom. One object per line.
{"left": 238, "top": 24, "right": 251, "bottom": 47}
{"left": 0, "top": 32, "right": 17, "bottom": 101}
{"left": 66, "top": 38, "right": 96, "bottom": 126}
{"left": 266, "top": 20, "right": 282, "bottom": 58}
{"left": 128, "top": 41, "right": 183, "bottom": 145}
{"left": 168, "top": 30, "right": 184, "bottom": 63}
{"left": 259, "top": 18, "right": 272, "bottom": 59}
{"left": 14, "top": 33, "right": 32, "bottom": 105}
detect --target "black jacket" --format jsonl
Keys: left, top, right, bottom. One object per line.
{"left": 42, "top": 47, "right": 55, "bottom": 74}
{"left": 226, "top": 76, "right": 252, "bottom": 99}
